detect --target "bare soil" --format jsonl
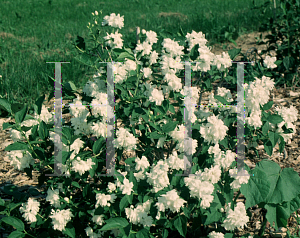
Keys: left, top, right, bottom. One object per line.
{"left": 0, "top": 31, "right": 300, "bottom": 237}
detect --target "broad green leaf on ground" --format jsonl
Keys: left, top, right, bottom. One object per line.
{"left": 239, "top": 168, "right": 270, "bottom": 209}
{"left": 265, "top": 203, "right": 291, "bottom": 230}
{"left": 254, "top": 160, "right": 300, "bottom": 204}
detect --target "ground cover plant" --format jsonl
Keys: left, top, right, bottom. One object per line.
{"left": 0, "top": 6, "right": 300, "bottom": 238}
{"left": 0, "top": 0, "right": 278, "bottom": 111}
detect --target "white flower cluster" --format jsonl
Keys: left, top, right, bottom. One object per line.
{"left": 71, "top": 157, "right": 95, "bottom": 176}
{"left": 222, "top": 202, "right": 249, "bottom": 231}
{"left": 146, "top": 160, "right": 170, "bottom": 193}
{"left": 114, "top": 127, "right": 138, "bottom": 151}
{"left": 133, "top": 156, "right": 150, "bottom": 182}
{"left": 9, "top": 106, "right": 52, "bottom": 143}
{"left": 7, "top": 150, "right": 34, "bottom": 171}
{"left": 49, "top": 208, "right": 74, "bottom": 232}
{"left": 95, "top": 193, "right": 117, "bottom": 208}
{"left": 155, "top": 189, "right": 187, "bottom": 214}
{"left": 102, "top": 13, "right": 124, "bottom": 29}
{"left": 169, "top": 124, "right": 198, "bottom": 155}
{"left": 46, "top": 187, "right": 61, "bottom": 208}
{"left": 228, "top": 168, "right": 250, "bottom": 190}
{"left": 143, "top": 82, "right": 164, "bottom": 106}
{"left": 208, "top": 87, "right": 235, "bottom": 113}
{"left": 208, "top": 231, "right": 225, "bottom": 238}
{"left": 244, "top": 76, "right": 275, "bottom": 128}
{"left": 208, "top": 143, "right": 236, "bottom": 170}
{"left": 263, "top": 55, "right": 277, "bottom": 69}
{"left": 273, "top": 105, "right": 298, "bottom": 144}
{"left": 213, "top": 52, "right": 232, "bottom": 71}
{"left": 125, "top": 199, "right": 154, "bottom": 228}
{"left": 19, "top": 197, "right": 40, "bottom": 223}
{"left": 185, "top": 30, "right": 208, "bottom": 52}
{"left": 199, "top": 114, "right": 229, "bottom": 144}
{"left": 184, "top": 171, "right": 215, "bottom": 209}
{"left": 85, "top": 226, "right": 105, "bottom": 238}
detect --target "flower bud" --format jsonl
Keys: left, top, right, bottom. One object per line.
{"left": 95, "top": 11, "right": 98, "bottom": 15}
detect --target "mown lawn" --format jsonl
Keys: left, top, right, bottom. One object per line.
{"left": 0, "top": 0, "right": 278, "bottom": 108}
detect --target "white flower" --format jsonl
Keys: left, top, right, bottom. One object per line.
{"left": 142, "top": 67, "right": 152, "bottom": 78}
{"left": 229, "top": 168, "right": 250, "bottom": 189}
{"left": 208, "top": 231, "right": 225, "bottom": 238}
{"left": 91, "top": 210, "right": 105, "bottom": 226}
{"left": 135, "top": 41, "right": 152, "bottom": 56}
{"left": 72, "top": 157, "right": 95, "bottom": 176}
{"left": 135, "top": 156, "right": 150, "bottom": 171}
{"left": 102, "top": 13, "right": 124, "bottom": 29}
{"left": 19, "top": 198, "right": 40, "bottom": 223}
{"left": 106, "top": 182, "right": 117, "bottom": 193}
{"left": 143, "top": 30, "right": 158, "bottom": 45}
{"left": 114, "top": 127, "right": 138, "bottom": 151}
{"left": 103, "top": 30, "right": 124, "bottom": 49}
{"left": 185, "top": 30, "right": 208, "bottom": 51}
{"left": 246, "top": 110, "right": 262, "bottom": 129}
{"left": 49, "top": 208, "right": 74, "bottom": 232}
{"left": 46, "top": 188, "right": 61, "bottom": 208}
{"left": 264, "top": 55, "right": 277, "bottom": 69}
{"left": 149, "top": 50, "right": 159, "bottom": 65}
{"left": 7, "top": 150, "right": 35, "bottom": 171}
{"left": 155, "top": 189, "right": 187, "bottom": 213}
{"left": 95, "top": 193, "right": 117, "bottom": 208}
{"left": 199, "top": 114, "right": 228, "bottom": 144}
{"left": 149, "top": 88, "right": 164, "bottom": 106}
{"left": 200, "top": 165, "right": 222, "bottom": 184}
{"left": 222, "top": 202, "right": 249, "bottom": 231}
{"left": 120, "top": 178, "right": 134, "bottom": 195}
{"left": 91, "top": 121, "right": 107, "bottom": 138}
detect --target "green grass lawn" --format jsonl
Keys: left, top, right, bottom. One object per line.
{"left": 0, "top": 0, "right": 278, "bottom": 108}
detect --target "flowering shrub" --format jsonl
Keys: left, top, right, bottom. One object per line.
{"left": 0, "top": 10, "right": 299, "bottom": 238}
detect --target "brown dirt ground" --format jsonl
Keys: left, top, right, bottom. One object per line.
{"left": 1, "top": 31, "right": 300, "bottom": 237}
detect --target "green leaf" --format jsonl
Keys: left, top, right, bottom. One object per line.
{"left": 83, "top": 184, "right": 90, "bottom": 198}
{"left": 64, "top": 81, "right": 77, "bottom": 92}
{"left": 35, "top": 95, "right": 45, "bottom": 115}
{"left": 264, "top": 140, "right": 273, "bottom": 156}
{"left": 136, "top": 228, "right": 150, "bottom": 238}
{"left": 267, "top": 114, "right": 284, "bottom": 124}
{"left": 263, "top": 101, "right": 273, "bottom": 111}
{"left": 4, "top": 142, "right": 28, "bottom": 151}
{"left": 1, "top": 216, "right": 24, "bottom": 231}
{"left": 228, "top": 48, "right": 241, "bottom": 60}
{"left": 190, "top": 44, "right": 199, "bottom": 61}
{"left": 0, "top": 98, "right": 12, "bottom": 113}
{"left": 38, "top": 121, "right": 49, "bottom": 140}
{"left": 71, "top": 181, "right": 80, "bottom": 189}
{"left": 0, "top": 198, "right": 5, "bottom": 206}
{"left": 99, "top": 217, "right": 129, "bottom": 231}
{"left": 169, "top": 104, "right": 175, "bottom": 114}
{"left": 174, "top": 215, "right": 187, "bottom": 237}
{"left": 265, "top": 203, "right": 290, "bottom": 230}
{"left": 239, "top": 168, "right": 271, "bottom": 209}
{"left": 278, "top": 136, "right": 285, "bottom": 153}
{"left": 162, "top": 121, "right": 178, "bottom": 133}
{"left": 7, "top": 230, "right": 25, "bottom": 238}
{"left": 268, "top": 131, "right": 279, "bottom": 148}
{"left": 214, "top": 95, "right": 229, "bottom": 105}
{"left": 119, "top": 196, "right": 129, "bottom": 212}
{"left": 117, "top": 52, "right": 135, "bottom": 61}
{"left": 149, "top": 131, "right": 162, "bottom": 139}
{"left": 255, "top": 160, "right": 300, "bottom": 204}
{"left": 63, "top": 226, "right": 76, "bottom": 238}
{"left": 2, "top": 122, "right": 16, "bottom": 130}
{"left": 162, "top": 229, "right": 168, "bottom": 238}
{"left": 262, "top": 121, "right": 269, "bottom": 136}
{"left": 15, "top": 104, "right": 28, "bottom": 124}
{"left": 62, "top": 127, "right": 73, "bottom": 144}
{"left": 93, "top": 138, "right": 105, "bottom": 155}
{"left": 283, "top": 56, "right": 295, "bottom": 70}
